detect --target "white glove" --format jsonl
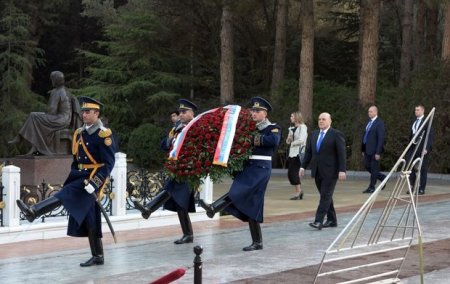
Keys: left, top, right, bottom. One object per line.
{"left": 84, "top": 183, "right": 95, "bottom": 194}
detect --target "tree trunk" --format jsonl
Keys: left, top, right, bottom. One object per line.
{"left": 220, "top": 2, "right": 234, "bottom": 105}
{"left": 357, "top": 0, "right": 381, "bottom": 107}
{"left": 298, "top": 0, "right": 314, "bottom": 125}
{"left": 414, "top": 0, "right": 426, "bottom": 71}
{"left": 425, "top": 6, "right": 438, "bottom": 60}
{"left": 190, "top": 40, "right": 195, "bottom": 100}
{"left": 271, "top": 0, "right": 288, "bottom": 93}
{"left": 399, "top": 0, "right": 413, "bottom": 88}
{"left": 442, "top": 4, "right": 450, "bottom": 60}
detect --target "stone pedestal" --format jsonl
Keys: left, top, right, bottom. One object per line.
{"left": 11, "top": 155, "right": 72, "bottom": 186}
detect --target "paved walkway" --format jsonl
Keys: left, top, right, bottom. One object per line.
{"left": 0, "top": 173, "right": 449, "bottom": 283}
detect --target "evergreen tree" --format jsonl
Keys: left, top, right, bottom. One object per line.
{"left": 77, "top": 0, "right": 192, "bottom": 148}
{"left": 0, "top": 0, "right": 44, "bottom": 157}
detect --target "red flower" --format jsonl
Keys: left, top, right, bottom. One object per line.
{"left": 165, "top": 107, "right": 257, "bottom": 189}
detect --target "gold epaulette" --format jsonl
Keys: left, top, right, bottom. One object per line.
{"left": 99, "top": 128, "right": 112, "bottom": 138}
{"left": 72, "top": 128, "right": 83, "bottom": 155}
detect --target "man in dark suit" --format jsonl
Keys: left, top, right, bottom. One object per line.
{"left": 407, "top": 104, "right": 433, "bottom": 195}
{"left": 300, "top": 112, "right": 346, "bottom": 230}
{"left": 361, "top": 106, "right": 386, "bottom": 194}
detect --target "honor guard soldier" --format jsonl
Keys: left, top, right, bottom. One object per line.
{"left": 134, "top": 99, "right": 198, "bottom": 244}
{"left": 161, "top": 110, "right": 181, "bottom": 150}
{"left": 16, "top": 96, "right": 116, "bottom": 267}
{"left": 199, "top": 97, "right": 281, "bottom": 251}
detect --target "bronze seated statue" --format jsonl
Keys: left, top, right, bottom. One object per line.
{"left": 8, "top": 71, "right": 82, "bottom": 155}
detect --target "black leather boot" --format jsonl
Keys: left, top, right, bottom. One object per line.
{"left": 174, "top": 210, "right": 193, "bottom": 244}
{"left": 16, "top": 196, "right": 62, "bottom": 223}
{"left": 198, "top": 193, "right": 232, "bottom": 218}
{"left": 133, "top": 190, "right": 171, "bottom": 219}
{"left": 80, "top": 229, "right": 104, "bottom": 267}
{"left": 243, "top": 219, "right": 263, "bottom": 251}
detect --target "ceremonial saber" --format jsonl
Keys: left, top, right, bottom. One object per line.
{"left": 93, "top": 193, "right": 117, "bottom": 243}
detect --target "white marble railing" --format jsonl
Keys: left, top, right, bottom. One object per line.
{"left": 0, "top": 152, "right": 214, "bottom": 243}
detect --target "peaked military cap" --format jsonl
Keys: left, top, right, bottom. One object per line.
{"left": 178, "top": 99, "right": 198, "bottom": 111}
{"left": 79, "top": 96, "right": 104, "bottom": 110}
{"left": 250, "top": 96, "right": 272, "bottom": 112}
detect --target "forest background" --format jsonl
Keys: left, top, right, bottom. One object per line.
{"left": 1, "top": 0, "right": 449, "bottom": 173}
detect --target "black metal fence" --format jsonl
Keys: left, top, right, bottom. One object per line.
{"left": 17, "top": 169, "right": 166, "bottom": 221}
{"left": 126, "top": 169, "right": 166, "bottom": 210}
{"left": 19, "top": 182, "right": 68, "bottom": 221}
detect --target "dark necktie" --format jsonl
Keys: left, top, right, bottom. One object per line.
{"left": 363, "top": 120, "right": 373, "bottom": 144}
{"left": 412, "top": 119, "right": 420, "bottom": 134}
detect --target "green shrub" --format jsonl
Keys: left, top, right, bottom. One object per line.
{"left": 127, "top": 123, "right": 166, "bottom": 169}
{"left": 377, "top": 62, "right": 450, "bottom": 173}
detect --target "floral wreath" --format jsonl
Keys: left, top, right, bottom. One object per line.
{"left": 165, "top": 106, "right": 257, "bottom": 190}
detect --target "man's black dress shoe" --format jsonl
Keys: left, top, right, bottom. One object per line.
{"left": 418, "top": 190, "right": 425, "bottom": 195}
{"left": 322, "top": 221, "right": 338, "bottom": 228}
{"left": 309, "top": 222, "right": 323, "bottom": 230}
{"left": 362, "top": 187, "right": 375, "bottom": 194}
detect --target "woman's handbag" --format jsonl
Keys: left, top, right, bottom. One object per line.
{"left": 298, "top": 145, "right": 305, "bottom": 164}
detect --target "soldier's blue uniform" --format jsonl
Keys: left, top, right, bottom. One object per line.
{"left": 199, "top": 96, "right": 281, "bottom": 251}
{"left": 159, "top": 101, "right": 196, "bottom": 213}
{"left": 134, "top": 99, "right": 197, "bottom": 244}
{"left": 161, "top": 121, "right": 196, "bottom": 213}
{"left": 16, "top": 96, "right": 115, "bottom": 266}
{"left": 55, "top": 118, "right": 115, "bottom": 237}
{"left": 225, "top": 122, "right": 281, "bottom": 223}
